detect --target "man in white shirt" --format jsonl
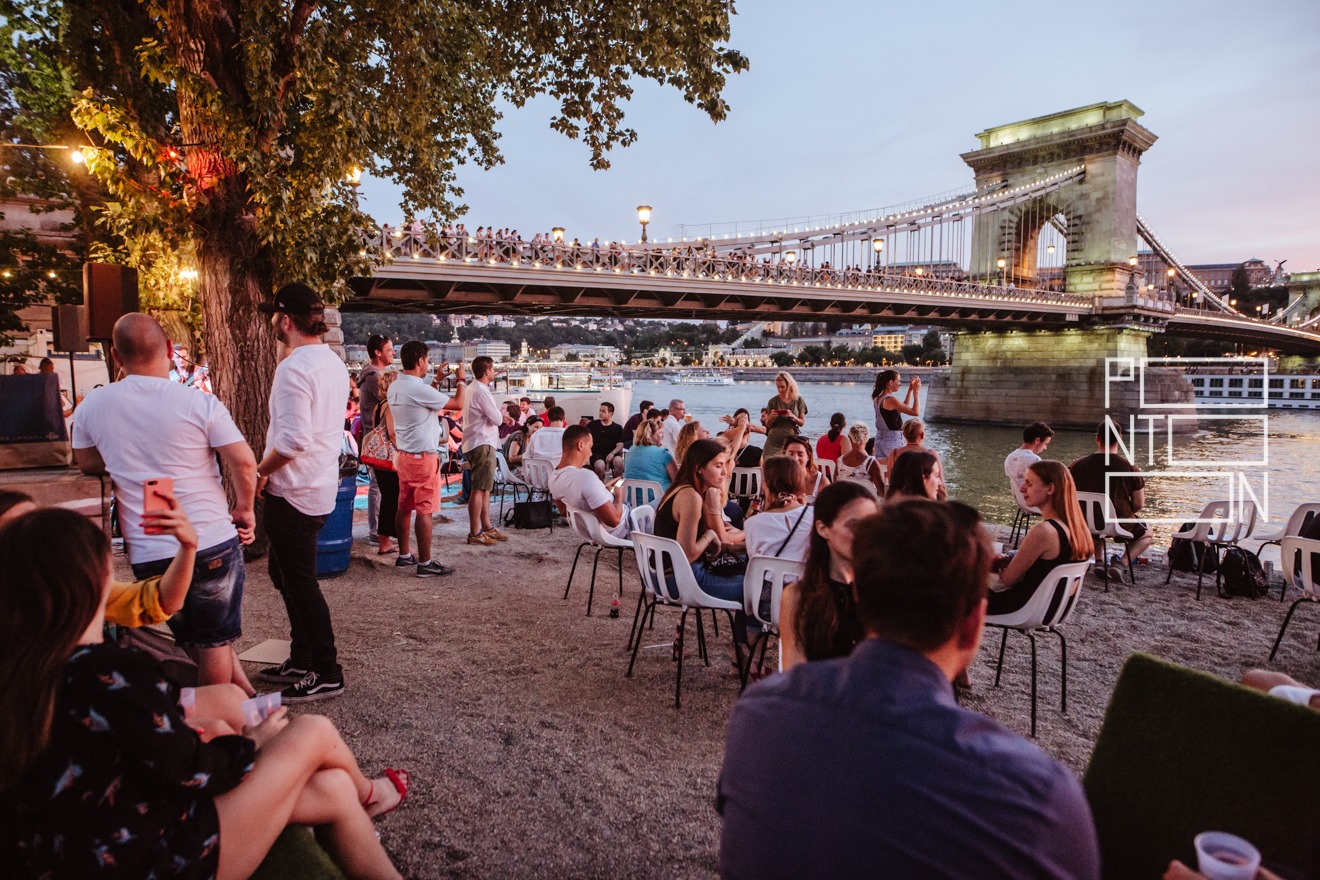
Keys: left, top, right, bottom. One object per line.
{"left": 461, "top": 355, "right": 508, "bottom": 546}
{"left": 550, "top": 425, "right": 630, "bottom": 617}
{"left": 252, "top": 283, "right": 351, "bottom": 703}
{"left": 661, "top": 398, "right": 687, "bottom": 457}
{"left": 73, "top": 313, "right": 258, "bottom": 693}
{"left": 389, "top": 339, "right": 466, "bottom": 576}
{"left": 1004, "top": 421, "right": 1054, "bottom": 495}
{"left": 525, "top": 405, "right": 568, "bottom": 466}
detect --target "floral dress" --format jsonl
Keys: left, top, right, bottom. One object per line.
{"left": 5, "top": 642, "right": 255, "bottom": 879}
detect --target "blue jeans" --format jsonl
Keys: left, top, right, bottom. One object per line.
{"left": 131, "top": 537, "right": 244, "bottom": 648}
{"left": 667, "top": 561, "right": 754, "bottom": 645}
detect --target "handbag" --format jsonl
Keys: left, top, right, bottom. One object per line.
{"left": 505, "top": 498, "right": 553, "bottom": 530}
{"left": 360, "top": 403, "right": 397, "bottom": 471}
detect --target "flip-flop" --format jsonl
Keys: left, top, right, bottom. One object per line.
{"left": 363, "top": 768, "right": 410, "bottom": 816}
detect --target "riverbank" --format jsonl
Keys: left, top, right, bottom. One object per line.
{"left": 624, "top": 365, "right": 947, "bottom": 383}
{"left": 122, "top": 503, "right": 1320, "bottom": 878}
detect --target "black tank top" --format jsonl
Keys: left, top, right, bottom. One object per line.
{"left": 988, "top": 520, "right": 1069, "bottom": 617}
{"left": 878, "top": 396, "right": 903, "bottom": 431}
{"left": 655, "top": 488, "right": 690, "bottom": 540}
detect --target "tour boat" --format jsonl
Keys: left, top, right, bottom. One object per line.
{"left": 1182, "top": 370, "right": 1320, "bottom": 410}
{"left": 667, "top": 369, "right": 735, "bottom": 386}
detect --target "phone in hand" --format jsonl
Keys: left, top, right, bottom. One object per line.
{"left": 773, "top": 408, "right": 790, "bottom": 416}
{"left": 142, "top": 477, "right": 174, "bottom": 534}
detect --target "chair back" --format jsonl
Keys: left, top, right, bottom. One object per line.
{"left": 743, "top": 556, "right": 805, "bottom": 631}
{"left": 629, "top": 531, "right": 742, "bottom": 612}
{"left": 622, "top": 478, "right": 664, "bottom": 509}
{"left": 1281, "top": 535, "right": 1320, "bottom": 600}
{"left": 569, "top": 505, "right": 631, "bottom": 548}
{"left": 1260, "top": 502, "right": 1320, "bottom": 543}
{"left": 629, "top": 504, "right": 655, "bottom": 536}
{"left": 565, "top": 507, "right": 594, "bottom": 543}
{"left": 1076, "top": 491, "right": 1134, "bottom": 541}
{"left": 494, "top": 450, "right": 521, "bottom": 483}
{"left": 986, "top": 560, "right": 1090, "bottom": 631}
{"left": 1171, "top": 500, "right": 1225, "bottom": 544}
{"left": 817, "top": 458, "right": 836, "bottom": 481}
{"left": 1211, "top": 499, "right": 1257, "bottom": 545}
{"left": 730, "top": 466, "right": 762, "bottom": 500}
{"left": 522, "top": 458, "right": 554, "bottom": 492}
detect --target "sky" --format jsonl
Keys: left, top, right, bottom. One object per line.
{"left": 357, "top": 0, "right": 1320, "bottom": 272}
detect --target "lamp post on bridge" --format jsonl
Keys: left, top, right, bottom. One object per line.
{"left": 636, "top": 205, "right": 652, "bottom": 244}
{"left": 872, "top": 238, "right": 884, "bottom": 273}
{"left": 997, "top": 257, "right": 1006, "bottom": 287}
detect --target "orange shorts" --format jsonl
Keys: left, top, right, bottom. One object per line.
{"left": 396, "top": 452, "right": 442, "bottom": 514}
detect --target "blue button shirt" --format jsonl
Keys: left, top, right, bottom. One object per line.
{"left": 717, "top": 639, "right": 1100, "bottom": 880}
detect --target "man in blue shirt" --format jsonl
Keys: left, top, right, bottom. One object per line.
{"left": 717, "top": 499, "right": 1100, "bottom": 880}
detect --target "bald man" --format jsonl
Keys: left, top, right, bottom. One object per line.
{"left": 74, "top": 313, "right": 259, "bottom": 694}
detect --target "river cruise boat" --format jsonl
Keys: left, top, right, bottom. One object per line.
{"left": 668, "top": 369, "right": 735, "bottom": 386}
{"left": 500, "top": 361, "right": 633, "bottom": 424}
{"left": 1183, "top": 370, "right": 1320, "bottom": 410}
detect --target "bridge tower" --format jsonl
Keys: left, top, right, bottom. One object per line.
{"left": 927, "top": 101, "right": 1195, "bottom": 432}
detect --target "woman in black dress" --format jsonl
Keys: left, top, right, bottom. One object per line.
{"left": 990, "top": 460, "right": 1093, "bottom": 615}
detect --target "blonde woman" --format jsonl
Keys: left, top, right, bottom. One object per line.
{"left": 764, "top": 371, "right": 807, "bottom": 458}
{"left": 834, "top": 422, "right": 884, "bottom": 493}
{"left": 883, "top": 418, "right": 940, "bottom": 479}
{"left": 673, "top": 419, "right": 709, "bottom": 466}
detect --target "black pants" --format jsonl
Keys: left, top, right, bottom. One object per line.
{"left": 265, "top": 493, "right": 340, "bottom": 679}
{"left": 373, "top": 467, "right": 400, "bottom": 539}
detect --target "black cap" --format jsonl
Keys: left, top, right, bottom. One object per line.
{"left": 258, "top": 283, "right": 325, "bottom": 316}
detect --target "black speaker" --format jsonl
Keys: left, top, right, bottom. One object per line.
{"left": 51, "top": 304, "right": 89, "bottom": 353}
{"left": 83, "top": 262, "right": 139, "bottom": 340}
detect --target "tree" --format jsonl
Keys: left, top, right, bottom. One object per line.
{"left": 1229, "top": 263, "right": 1253, "bottom": 298}
{"left": 51, "top": 0, "right": 747, "bottom": 458}
{"left": 770, "top": 351, "right": 794, "bottom": 368}
{"left": 901, "top": 343, "right": 924, "bottom": 364}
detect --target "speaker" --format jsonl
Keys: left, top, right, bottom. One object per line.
{"left": 83, "top": 262, "right": 139, "bottom": 339}
{"left": 50, "top": 305, "right": 89, "bottom": 353}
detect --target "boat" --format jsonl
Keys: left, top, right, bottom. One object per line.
{"left": 1181, "top": 369, "right": 1320, "bottom": 410}
{"left": 499, "top": 361, "right": 633, "bottom": 424}
{"left": 668, "top": 369, "right": 735, "bottom": 386}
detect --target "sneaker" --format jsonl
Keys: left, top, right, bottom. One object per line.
{"left": 466, "top": 532, "right": 497, "bottom": 546}
{"left": 483, "top": 528, "right": 510, "bottom": 542}
{"left": 281, "top": 671, "right": 345, "bottom": 703}
{"left": 416, "top": 560, "right": 455, "bottom": 578}
{"left": 1105, "top": 564, "right": 1127, "bottom": 584}
{"left": 609, "top": 599, "right": 621, "bottom": 619}
{"left": 255, "top": 659, "right": 310, "bottom": 684}
{"left": 395, "top": 553, "right": 418, "bottom": 568}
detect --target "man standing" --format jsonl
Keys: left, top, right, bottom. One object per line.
{"left": 718, "top": 500, "right": 1100, "bottom": 880}
{"left": 587, "top": 401, "right": 626, "bottom": 478}
{"left": 74, "top": 313, "right": 258, "bottom": 693}
{"left": 250, "top": 284, "right": 352, "bottom": 702}
{"left": 661, "top": 398, "right": 687, "bottom": 458}
{"left": 1004, "top": 420, "right": 1055, "bottom": 494}
{"left": 357, "top": 334, "right": 394, "bottom": 547}
{"left": 621, "top": 399, "right": 653, "bottom": 449}
{"left": 525, "top": 405, "right": 568, "bottom": 466}
{"left": 551, "top": 425, "right": 630, "bottom": 617}
{"left": 461, "top": 355, "right": 508, "bottom": 547}
{"left": 389, "top": 340, "right": 466, "bottom": 576}
{"left": 1070, "top": 420, "right": 1152, "bottom": 582}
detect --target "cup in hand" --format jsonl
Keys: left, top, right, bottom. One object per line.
{"left": 992, "top": 541, "right": 1004, "bottom": 555}
{"left": 241, "top": 692, "right": 283, "bottom": 729}
{"left": 1194, "top": 831, "right": 1261, "bottom": 880}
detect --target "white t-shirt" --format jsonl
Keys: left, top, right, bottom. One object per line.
{"left": 745, "top": 506, "right": 815, "bottom": 563}
{"left": 72, "top": 374, "right": 244, "bottom": 564}
{"left": 1004, "top": 447, "right": 1041, "bottom": 494}
{"left": 661, "top": 416, "right": 683, "bottom": 457}
{"left": 388, "top": 374, "right": 450, "bottom": 454}
{"left": 461, "top": 380, "right": 501, "bottom": 453}
{"left": 550, "top": 465, "right": 629, "bottom": 539}
{"left": 265, "top": 344, "right": 350, "bottom": 516}
{"left": 526, "top": 426, "right": 566, "bottom": 467}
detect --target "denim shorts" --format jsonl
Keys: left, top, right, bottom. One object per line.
{"left": 131, "top": 536, "right": 245, "bottom": 648}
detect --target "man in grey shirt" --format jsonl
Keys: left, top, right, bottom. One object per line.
{"left": 357, "top": 334, "right": 394, "bottom": 542}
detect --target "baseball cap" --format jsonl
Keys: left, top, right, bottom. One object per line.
{"left": 257, "top": 283, "right": 325, "bottom": 316}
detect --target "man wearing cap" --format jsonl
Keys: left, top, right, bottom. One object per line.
{"left": 252, "top": 283, "right": 352, "bottom": 703}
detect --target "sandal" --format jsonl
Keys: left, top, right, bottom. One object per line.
{"left": 363, "top": 768, "right": 410, "bottom": 817}
{"left": 376, "top": 540, "right": 397, "bottom": 555}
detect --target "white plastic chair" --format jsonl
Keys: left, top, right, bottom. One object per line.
{"left": 494, "top": 450, "right": 530, "bottom": 519}
{"left": 740, "top": 556, "right": 805, "bottom": 689}
{"left": 629, "top": 504, "right": 655, "bottom": 536}
{"left": 729, "top": 466, "right": 761, "bottom": 501}
{"left": 626, "top": 531, "right": 744, "bottom": 709}
{"left": 622, "top": 478, "right": 665, "bottom": 509}
{"left": 1008, "top": 478, "right": 1040, "bottom": 549}
{"left": 1255, "top": 502, "right": 1320, "bottom": 602}
{"left": 1075, "top": 491, "right": 1136, "bottom": 591}
{"left": 1166, "top": 500, "right": 1258, "bottom": 599}
{"left": 564, "top": 507, "right": 633, "bottom": 617}
{"left": 817, "top": 458, "right": 837, "bottom": 482}
{"left": 986, "top": 559, "right": 1091, "bottom": 737}
{"left": 1269, "top": 536, "right": 1320, "bottom": 661}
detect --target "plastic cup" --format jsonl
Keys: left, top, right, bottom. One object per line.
{"left": 1194, "top": 832, "right": 1261, "bottom": 880}
{"left": 992, "top": 541, "right": 1004, "bottom": 555}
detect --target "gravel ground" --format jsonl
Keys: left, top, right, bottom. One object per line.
{"left": 120, "top": 504, "right": 1320, "bottom": 879}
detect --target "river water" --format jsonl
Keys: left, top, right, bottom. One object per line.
{"left": 632, "top": 378, "right": 1319, "bottom": 555}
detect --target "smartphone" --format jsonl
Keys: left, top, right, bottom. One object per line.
{"left": 142, "top": 477, "right": 174, "bottom": 534}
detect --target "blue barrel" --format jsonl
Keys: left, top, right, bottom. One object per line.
{"left": 316, "top": 473, "right": 357, "bottom": 578}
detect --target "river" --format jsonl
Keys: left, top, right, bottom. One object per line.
{"left": 630, "top": 378, "right": 1316, "bottom": 555}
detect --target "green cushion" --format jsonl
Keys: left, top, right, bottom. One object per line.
{"left": 249, "top": 826, "right": 347, "bottom": 880}
{"left": 1083, "top": 652, "right": 1320, "bottom": 879}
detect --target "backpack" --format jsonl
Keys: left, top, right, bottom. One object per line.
{"left": 1167, "top": 523, "right": 1218, "bottom": 574}
{"left": 1219, "top": 546, "right": 1268, "bottom": 598}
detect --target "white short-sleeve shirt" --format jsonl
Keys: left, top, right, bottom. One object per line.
{"left": 550, "top": 465, "right": 629, "bottom": 539}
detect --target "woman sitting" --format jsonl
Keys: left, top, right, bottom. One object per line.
{"left": 885, "top": 449, "right": 945, "bottom": 502}
{"left": 990, "top": 460, "right": 1092, "bottom": 615}
{"left": 835, "top": 422, "right": 884, "bottom": 493}
{"left": 779, "top": 480, "right": 879, "bottom": 670}
{"left": 744, "top": 457, "right": 814, "bottom": 564}
{"left": 883, "top": 417, "right": 940, "bottom": 480}
{"left": 504, "top": 415, "right": 541, "bottom": 472}
{"left": 0, "top": 509, "right": 405, "bottom": 880}
{"left": 814, "top": 412, "right": 851, "bottom": 465}
{"left": 622, "top": 417, "right": 677, "bottom": 497}
{"left": 782, "top": 435, "right": 829, "bottom": 500}
{"left": 673, "top": 419, "right": 709, "bottom": 466}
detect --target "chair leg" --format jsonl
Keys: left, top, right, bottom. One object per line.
{"left": 740, "top": 632, "right": 766, "bottom": 691}
{"left": 695, "top": 610, "right": 710, "bottom": 666}
{"left": 993, "top": 627, "right": 1009, "bottom": 687}
{"left": 1028, "top": 631, "right": 1038, "bottom": 738}
{"left": 564, "top": 543, "right": 589, "bottom": 600}
{"left": 1100, "top": 538, "right": 1109, "bottom": 593}
{"left": 617, "top": 548, "right": 625, "bottom": 602}
{"left": 626, "top": 599, "right": 654, "bottom": 677}
{"left": 1053, "top": 629, "right": 1068, "bottom": 713}
{"left": 626, "top": 587, "right": 648, "bottom": 652}
{"left": 675, "top": 609, "right": 689, "bottom": 709}
{"left": 711, "top": 609, "right": 720, "bottom": 638}
{"left": 586, "top": 546, "right": 603, "bottom": 616}
{"left": 1269, "top": 598, "right": 1308, "bottom": 660}
{"left": 1125, "top": 544, "right": 1137, "bottom": 586}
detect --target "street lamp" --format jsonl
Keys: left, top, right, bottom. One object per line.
{"left": 997, "top": 257, "right": 1006, "bottom": 287}
{"left": 552, "top": 227, "right": 565, "bottom": 243}
{"left": 636, "top": 205, "right": 652, "bottom": 243}
{"left": 872, "top": 238, "right": 884, "bottom": 271}
{"left": 785, "top": 250, "right": 798, "bottom": 266}
{"left": 345, "top": 166, "right": 362, "bottom": 187}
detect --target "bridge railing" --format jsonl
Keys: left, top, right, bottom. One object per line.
{"left": 372, "top": 230, "right": 1094, "bottom": 308}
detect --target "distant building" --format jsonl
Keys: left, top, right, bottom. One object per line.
{"left": 871, "top": 326, "right": 910, "bottom": 351}
{"left": 549, "top": 343, "right": 621, "bottom": 362}
{"left": 463, "top": 339, "right": 511, "bottom": 360}
{"left": 1136, "top": 252, "right": 1272, "bottom": 294}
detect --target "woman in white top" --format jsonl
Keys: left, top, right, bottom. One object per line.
{"left": 834, "top": 422, "right": 884, "bottom": 494}
{"left": 744, "top": 457, "right": 814, "bottom": 563}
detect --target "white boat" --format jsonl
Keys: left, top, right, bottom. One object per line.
{"left": 1183, "top": 370, "right": 1320, "bottom": 410}
{"left": 668, "top": 369, "right": 735, "bottom": 386}
{"left": 499, "top": 361, "right": 633, "bottom": 424}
